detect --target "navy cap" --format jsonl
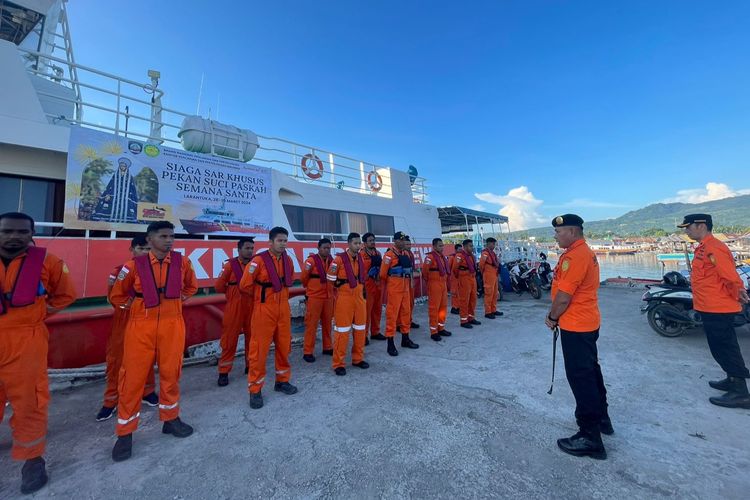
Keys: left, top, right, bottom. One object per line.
{"left": 404, "top": 235, "right": 411, "bottom": 242}
{"left": 677, "top": 214, "right": 712, "bottom": 228}
{"left": 393, "top": 231, "right": 408, "bottom": 241}
{"left": 551, "top": 214, "right": 584, "bottom": 228}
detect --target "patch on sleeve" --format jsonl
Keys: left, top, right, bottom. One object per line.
{"left": 117, "top": 266, "right": 130, "bottom": 281}
{"left": 561, "top": 259, "right": 570, "bottom": 272}
{"left": 248, "top": 262, "right": 258, "bottom": 274}
{"left": 425, "top": 257, "right": 432, "bottom": 264}
{"left": 384, "top": 256, "right": 392, "bottom": 263}
{"left": 708, "top": 254, "right": 717, "bottom": 265}
{"left": 330, "top": 263, "right": 339, "bottom": 273}
{"left": 304, "top": 261, "right": 312, "bottom": 270}
{"left": 62, "top": 263, "right": 70, "bottom": 274}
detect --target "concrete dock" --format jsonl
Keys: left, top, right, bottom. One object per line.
{"left": 1, "top": 286, "right": 749, "bottom": 499}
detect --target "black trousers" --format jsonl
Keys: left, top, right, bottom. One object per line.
{"left": 560, "top": 329, "right": 608, "bottom": 432}
{"left": 702, "top": 312, "right": 750, "bottom": 379}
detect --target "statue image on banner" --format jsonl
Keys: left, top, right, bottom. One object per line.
{"left": 91, "top": 157, "right": 140, "bottom": 223}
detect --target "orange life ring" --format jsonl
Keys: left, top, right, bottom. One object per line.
{"left": 301, "top": 154, "right": 324, "bottom": 179}
{"left": 367, "top": 171, "right": 383, "bottom": 192}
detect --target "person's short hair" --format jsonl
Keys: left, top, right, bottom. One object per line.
{"left": 269, "top": 226, "right": 289, "bottom": 240}
{"left": 454, "top": 243, "right": 462, "bottom": 250}
{"left": 347, "top": 232, "right": 361, "bottom": 242}
{"left": 318, "top": 238, "right": 332, "bottom": 248}
{"left": 146, "top": 221, "right": 174, "bottom": 235}
{"left": 0, "top": 212, "right": 34, "bottom": 232}
{"left": 237, "top": 237, "right": 255, "bottom": 249}
{"left": 130, "top": 235, "right": 148, "bottom": 248}
{"left": 462, "top": 239, "right": 472, "bottom": 246}
{"left": 486, "top": 237, "right": 497, "bottom": 244}
{"left": 362, "top": 232, "right": 375, "bottom": 242}
{"left": 432, "top": 238, "right": 443, "bottom": 246}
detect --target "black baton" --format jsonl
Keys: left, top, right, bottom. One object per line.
{"left": 547, "top": 326, "right": 560, "bottom": 395}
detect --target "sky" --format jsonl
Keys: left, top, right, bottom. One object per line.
{"left": 66, "top": 0, "right": 750, "bottom": 229}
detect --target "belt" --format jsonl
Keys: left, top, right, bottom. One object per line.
{"left": 258, "top": 281, "right": 285, "bottom": 303}
{"left": 134, "top": 287, "right": 170, "bottom": 298}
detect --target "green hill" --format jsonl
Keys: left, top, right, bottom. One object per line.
{"left": 513, "top": 195, "right": 750, "bottom": 239}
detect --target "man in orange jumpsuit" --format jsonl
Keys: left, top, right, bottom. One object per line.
{"left": 216, "top": 237, "right": 255, "bottom": 386}
{"left": 546, "top": 214, "right": 611, "bottom": 460}
{"left": 380, "top": 231, "right": 419, "bottom": 356}
{"left": 405, "top": 237, "right": 421, "bottom": 330}
{"left": 240, "top": 226, "right": 298, "bottom": 409}
{"left": 361, "top": 232, "right": 385, "bottom": 343}
{"left": 96, "top": 235, "right": 157, "bottom": 422}
{"left": 109, "top": 221, "right": 198, "bottom": 462}
{"left": 0, "top": 212, "right": 76, "bottom": 494}
{"left": 679, "top": 214, "right": 750, "bottom": 408}
{"left": 479, "top": 237, "right": 503, "bottom": 320}
{"left": 453, "top": 239, "right": 481, "bottom": 329}
{"left": 329, "top": 232, "right": 369, "bottom": 375}
{"left": 422, "top": 238, "right": 452, "bottom": 342}
{"left": 301, "top": 238, "right": 334, "bottom": 362}
{"left": 449, "top": 243, "right": 462, "bottom": 315}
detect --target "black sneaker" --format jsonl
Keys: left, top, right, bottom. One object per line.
{"left": 20, "top": 457, "right": 47, "bottom": 494}
{"left": 249, "top": 392, "right": 263, "bottom": 409}
{"left": 469, "top": 319, "right": 481, "bottom": 326}
{"left": 274, "top": 382, "right": 298, "bottom": 395}
{"left": 495, "top": 311, "right": 504, "bottom": 317}
{"left": 303, "top": 354, "right": 316, "bottom": 363}
{"left": 410, "top": 322, "right": 420, "bottom": 329}
{"left": 371, "top": 334, "right": 387, "bottom": 341}
{"left": 484, "top": 313, "right": 495, "bottom": 319}
{"left": 431, "top": 333, "right": 442, "bottom": 342}
{"left": 217, "top": 373, "right": 229, "bottom": 387}
{"left": 96, "top": 405, "right": 116, "bottom": 422}
{"left": 450, "top": 307, "right": 460, "bottom": 315}
{"left": 142, "top": 392, "right": 159, "bottom": 407}
{"left": 352, "top": 361, "right": 370, "bottom": 369}
{"left": 557, "top": 431, "right": 606, "bottom": 460}
{"left": 321, "top": 349, "right": 334, "bottom": 356}
{"left": 162, "top": 417, "right": 194, "bottom": 438}
{"left": 438, "top": 330, "right": 452, "bottom": 337}
{"left": 112, "top": 434, "right": 133, "bottom": 462}
{"left": 387, "top": 337, "right": 398, "bottom": 356}
{"left": 600, "top": 416, "right": 615, "bottom": 435}
{"left": 460, "top": 323, "right": 473, "bottom": 329}
{"left": 709, "top": 376, "right": 732, "bottom": 391}
{"left": 335, "top": 367, "right": 347, "bottom": 376}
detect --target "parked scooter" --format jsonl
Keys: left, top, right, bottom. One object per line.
{"left": 537, "top": 252, "right": 553, "bottom": 290}
{"left": 641, "top": 271, "right": 750, "bottom": 337}
{"left": 507, "top": 260, "right": 542, "bottom": 299}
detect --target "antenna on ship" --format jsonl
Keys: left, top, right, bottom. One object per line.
{"left": 196, "top": 72, "right": 205, "bottom": 115}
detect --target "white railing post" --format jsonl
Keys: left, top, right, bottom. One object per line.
{"left": 114, "top": 80, "right": 121, "bottom": 135}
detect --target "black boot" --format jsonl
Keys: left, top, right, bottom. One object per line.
{"left": 600, "top": 415, "right": 614, "bottom": 435}
{"left": 249, "top": 391, "right": 263, "bottom": 409}
{"left": 274, "top": 382, "right": 298, "bottom": 395}
{"left": 469, "top": 319, "right": 481, "bottom": 326}
{"left": 20, "top": 457, "right": 48, "bottom": 494}
{"left": 431, "top": 333, "right": 442, "bottom": 342}
{"left": 495, "top": 311, "right": 504, "bottom": 317}
{"left": 352, "top": 361, "right": 370, "bottom": 369}
{"left": 244, "top": 365, "right": 249, "bottom": 375}
{"left": 365, "top": 337, "right": 370, "bottom": 346}
{"left": 709, "top": 377, "right": 750, "bottom": 409}
{"left": 557, "top": 429, "right": 606, "bottom": 460}
{"left": 410, "top": 322, "right": 420, "bottom": 329}
{"left": 460, "top": 322, "right": 473, "bottom": 329}
{"left": 371, "top": 334, "right": 387, "bottom": 341}
{"left": 401, "top": 334, "right": 419, "bottom": 349}
{"left": 217, "top": 373, "right": 229, "bottom": 386}
{"left": 709, "top": 376, "right": 732, "bottom": 391}
{"left": 322, "top": 349, "right": 334, "bottom": 355}
{"left": 484, "top": 313, "right": 495, "bottom": 319}
{"left": 334, "top": 367, "right": 347, "bottom": 376}
{"left": 387, "top": 337, "right": 398, "bottom": 356}
{"left": 112, "top": 434, "right": 133, "bottom": 462}
{"left": 439, "top": 329, "right": 452, "bottom": 336}
{"left": 162, "top": 417, "right": 194, "bottom": 438}
{"left": 303, "top": 354, "right": 315, "bottom": 363}
{"left": 450, "top": 307, "right": 460, "bottom": 315}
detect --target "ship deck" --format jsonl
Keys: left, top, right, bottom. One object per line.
{"left": 1, "top": 287, "right": 749, "bottom": 499}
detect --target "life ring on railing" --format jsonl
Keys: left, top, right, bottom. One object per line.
{"left": 301, "top": 154, "right": 324, "bottom": 180}
{"left": 367, "top": 170, "right": 383, "bottom": 192}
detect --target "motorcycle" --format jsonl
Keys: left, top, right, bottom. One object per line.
{"left": 507, "top": 260, "right": 542, "bottom": 299}
{"left": 537, "top": 253, "right": 553, "bottom": 290}
{"left": 641, "top": 271, "right": 750, "bottom": 337}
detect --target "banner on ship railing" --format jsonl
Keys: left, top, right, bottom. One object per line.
{"left": 63, "top": 127, "right": 273, "bottom": 237}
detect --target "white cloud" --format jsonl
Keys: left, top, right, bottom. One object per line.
{"left": 468, "top": 203, "right": 486, "bottom": 211}
{"left": 558, "top": 198, "right": 632, "bottom": 209}
{"left": 475, "top": 186, "right": 547, "bottom": 230}
{"left": 662, "top": 182, "right": 750, "bottom": 204}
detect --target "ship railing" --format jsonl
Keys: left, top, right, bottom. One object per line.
{"left": 16, "top": 47, "right": 429, "bottom": 203}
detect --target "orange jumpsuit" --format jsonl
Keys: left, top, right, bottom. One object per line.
{"left": 0, "top": 250, "right": 76, "bottom": 460}
{"left": 361, "top": 248, "right": 384, "bottom": 338}
{"left": 301, "top": 254, "right": 334, "bottom": 355}
{"left": 422, "top": 251, "right": 449, "bottom": 335}
{"left": 329, "top": 252, "right": 367, "bottom": 368}
{"left": 407, "top": 250, "right": 418, "bottom": 322}
{"left": 449, "top": 254, "right": 461, "bottom": 310}
{"left": 110, "top": 252, "right": 197, "bottom": 436}
{"left": 240, "top": 252, "right": 292, "bottom": 394}
{"left": 479, "top": 249, "right": 499, "bottom": 315}
{"left": 380, "top": 247, "right": 412, "bottom": 336}
{"left": 216, "top": 258, "right": 254, "bottom": 374}
{"left": 453, "top": 250, "right": 478, "bottom": 325}
{"left": 102, "top": 265, "right": 156, "bottom": 409}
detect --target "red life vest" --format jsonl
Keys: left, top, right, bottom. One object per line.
{"left": 458, "top": 250, "right": 476, "bottom": 274}
{"left": 229, "top": 257, "right": 244, "bottom": 285}
{"left": 337, "top": 251, "right": 365, "bottom": 288}
{"left": 310, "top": 253, "right": 328, "bottom": 285}
{"left": 483, "top": 249, "right": 499, "bottom": 268}
{"left": 428, "top": 250, "right": 448, "bottom": 277}
{"left": 133, "top": 252, "right": 182, "bottom": 308}
{"left": 258, "top": 250, "right": 294, "bottom": 293}
{"left": 0, "top": 246, "right": 46, "bottom": 315}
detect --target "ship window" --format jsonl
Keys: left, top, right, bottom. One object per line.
{"left": 0, "top": 174, "right": 63, "bottom": 235}
{"left": 348, "top": 213, "right": 368, "bottom": 234}
{"left": 369, "top": 214, "right": 394, "bottom": 235}
{"left": 303, "top": 208, "right": 340, "bottom": 233}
